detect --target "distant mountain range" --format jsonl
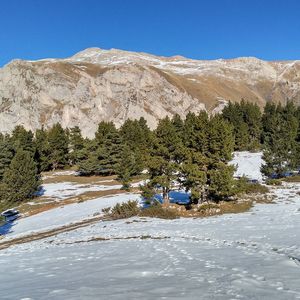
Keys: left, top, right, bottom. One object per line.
{"left": 0, "top": 48, "right": 299, "bottom": 137}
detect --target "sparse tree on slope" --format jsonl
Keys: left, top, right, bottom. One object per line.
{"left": 0, "top": 149, "right": 41, "bottom": 205}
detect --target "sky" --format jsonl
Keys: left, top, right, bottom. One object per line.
{"left": 0, "top": 0, "right": 300, "bottom": 66}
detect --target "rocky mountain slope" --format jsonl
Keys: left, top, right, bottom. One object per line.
{"left": 0, "top": 48, "right": 299, "bottom": 137}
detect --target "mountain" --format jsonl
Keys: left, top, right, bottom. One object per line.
{"left": 0, "top": 48, "right": 299, "bottom": 137}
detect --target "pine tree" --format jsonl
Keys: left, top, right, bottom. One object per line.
{"left": 208, "top": 162, "right": 235, "bottom": 200}
{"left": 261, "top": 103, "right": 298, "bottom": 177}
{"left": 77, "top": 139, "right": 100, "bottom": 175}
{"left": 183, "top": 111, "right": 209, "bottom": 154}
{"left": 95, "top": 121, "right": 117, "bottom": 144}
{"left": 181, "top": 112, "right": 209, "bottom": 203}
{"left": 181, "top": 151, "right": 207, "bottom": 204}
{"left": 208, "top": 115, "right": 234, "bottom": 163}
{"left": 120, "top": 118, "right": 152, "bottom": 173}
{"left": 11, "top": 125, "right": 35, "bottom": 154}
{"left": 223, "top": 100, "right": 262, "bottom": 151}
{"left": 0, "top": 136, "right": 14, "bottom": 181}
{"left": 35, "top": 127, "right": 51, "bottom": 171}
{"left": 68, "top": 126, "right": 85, "bottom": 165}
{"left": 147, "top": 117, "right": 184, "bottom": 204}
{"left": 172, "top": 114, "right": 184, "bottom": 139}
{"left": 47, "top": 123, "right": 69, "bottom": 170}
{"left": 116, "top": 144, "right": 137, "bottom": 190}
{"left": 97, "top": 129, "right": 123, "bottom": 175}
{"left": 0, "top": 149, "right": 41, "bottom": 205}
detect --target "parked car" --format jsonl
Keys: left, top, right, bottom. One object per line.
{"left": 1, "top": 209, "right": 20, "bottom": 222}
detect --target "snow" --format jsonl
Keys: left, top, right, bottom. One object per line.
{"left": 2, "top": 193, "right": 141, "bottom": 239}
{"left": 229, "top": 151, "right": 264, "bottom": 182}
{"left": 0, "top": 152, "right": 300, "bottom": 299}
{"left": 38, "top": 182, "right": 123, "bottom": 200}
{"left": 0, "top": 182, "right": 299, "bottom": 299}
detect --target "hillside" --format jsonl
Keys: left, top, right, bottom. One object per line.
{"left": 0, "top": 48, "right": 300, "bottom": 137}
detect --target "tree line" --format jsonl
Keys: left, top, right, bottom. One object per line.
{"left": 0, "top": 100, "right": 299, "bottom": 209}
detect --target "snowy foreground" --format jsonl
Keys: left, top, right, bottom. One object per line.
{"left": 0, "top": 152, "right": 300, "bottom": 299}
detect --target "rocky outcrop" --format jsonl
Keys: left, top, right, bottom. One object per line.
{"left": 0, "top": 48, "right": 299, "bottom": 137}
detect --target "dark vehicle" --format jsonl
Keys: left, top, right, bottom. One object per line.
{"left": 1, "top": 209, "right": 20, "bottom": 222}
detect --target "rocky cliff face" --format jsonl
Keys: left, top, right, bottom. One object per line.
{"left": 0, "top": 48, "right": 299, "bottom": 137}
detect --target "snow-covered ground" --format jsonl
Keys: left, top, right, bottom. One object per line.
{"left": 1, "top": 193, "right": 141, "bottom": 239}
{"left": 37, "top": 182, "right": 123, "bottom": 200}
{"left": 229, "top": 151, "right": 264, "bottom": 182}
{"left": 0, "top": 152, "right": 299, "bottom": 299}
{"left": 0, "top": 183, "right": 299, "bottom": 299}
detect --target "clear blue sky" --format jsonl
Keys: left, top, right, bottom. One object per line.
{"left": 0, "top": 0, "right": 300, "bottom": 66}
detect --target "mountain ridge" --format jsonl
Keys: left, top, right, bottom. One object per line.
{"left": 0, "top": 48, "right": 299, "bottom": 137}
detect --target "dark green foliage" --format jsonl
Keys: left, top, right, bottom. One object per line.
{"left": 261, "top": 102, "right": 298, "bottom": 177}
{"left": 116, "top": 144, "right": 138, "bottom": 190}
{"left": 181, "top": 152, "right": 207, "bottom": 204}
{"left": 108, "top": 200, "right": 140, "bottom": 219}
{"left": 208, "top": 162, "right": 236, "bottom": 200}
{"left": 0, "top": 136, "right": 14, "bottom": 181}
{"left": 97, "top": 129, "right": 123, "bottom": 175}
{"left": 68, "top": 126, "right": 85, "bottom": 165}
{"left": 11, "top": 125, "right": 35, "bottom": 154}
{"left": 235, "top": 177, "right": 269, "bottom": 193}
{"left": 35, "top": 127, "right": 51, "bottom": 172}
{"left": 47, "top": 123, "right": 69, "bottom": 170}
{"left": 222, "top": 100, "right": 262, "bottom": 151}
{"left": 140, "top": 183, "right": 156, "bottom": 202}
{"left": 0, "top": 150, "right": 41, "bottom": 207}
{"left": 78, "top": 122, "right": 122, "bottom": 176}
{"left": 120, "top": 118, "right": 152, "bottom": 173}
{"left": 95, "top": 121, "right": 117, "bottom": 144}
{"left": 207, "top": 115, "right": 234, "bottom": 163}
{"left": 147, "top": 117, "right": 184, "bottom": 203}
{"left": 183, "top": 111, "right": 209, "bottom": 154}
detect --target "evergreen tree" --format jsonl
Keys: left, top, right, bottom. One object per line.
{"left": 120, "top": 118, "right": 151, "bottom": 173}
{"left": 11, "top": 125, "right": 35, "bottom": 154}
{"left": 0, "top": 149, "right": 41, "bottom": 205}
{"left": 207, "top": 115, "right": 234, "bottom": 163}
{"left": 181, "top": 112, "right": 209, "bottom": 203}
{"left": 77, "top": 139, "right": 100, "bottom": 175}
{"left": 222, "top": 100, "right": 262, "bottom": 150}
{"left": 261, "top": 102, "right": 298, "bottom": 177}
{"left": 47, "top": 123, "right": 69, "bottom": 170}
{"left": 116, "top": 144, "right": 137, "bottom": 190}
{"left": 97, "top": 129, "right": 123, "bottom": 175}
{"left": 208, "top": 162, "right": 236, "bottom": 200}
{"left": 181, "top": 151, "right": 207, "bottom": 204}
{"left": 95, "top": 121, "right": 117, "bottom": 144}
{"left": 0, "top": 136, "right": 14, "bottom": 181}
{"left": 147, "top": 117, "right": 184, "bottom": 204}
{"left": 172, "top": 114, "right": 184, "bottom": 139}
{"left": 35, "top": 127, "right": 51, "bottom": 171}
{"left": 68, "top": 126, "right": 85, "bottom": 165}
{"left": 183, "top": 111, "right": 209, "bottom": 154}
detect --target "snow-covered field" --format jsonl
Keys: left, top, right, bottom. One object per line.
{"left": 1, "top": 193, "right": 141, "bottom": 239}
{"left": 37, "top": 182, "right": 123, "bottom": 200}
{"left": 0, "top": 152, "right": 299, "bottom": 299}
{"left": 229, "top": 151, "right": 264, "bottom": 182}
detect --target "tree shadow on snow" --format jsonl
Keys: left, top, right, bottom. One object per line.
{"left": 154, "top": 190, "right": 190, "bottom": 205}
{"left": 0, "top": 220, "right": 16, "bottom": 236}
{"left": 34, "top": 186, "right": 46, "bottom": 197}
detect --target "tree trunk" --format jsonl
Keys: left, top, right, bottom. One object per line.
{"left": 163, "top": 187, "right": 170, "bottom": 205}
